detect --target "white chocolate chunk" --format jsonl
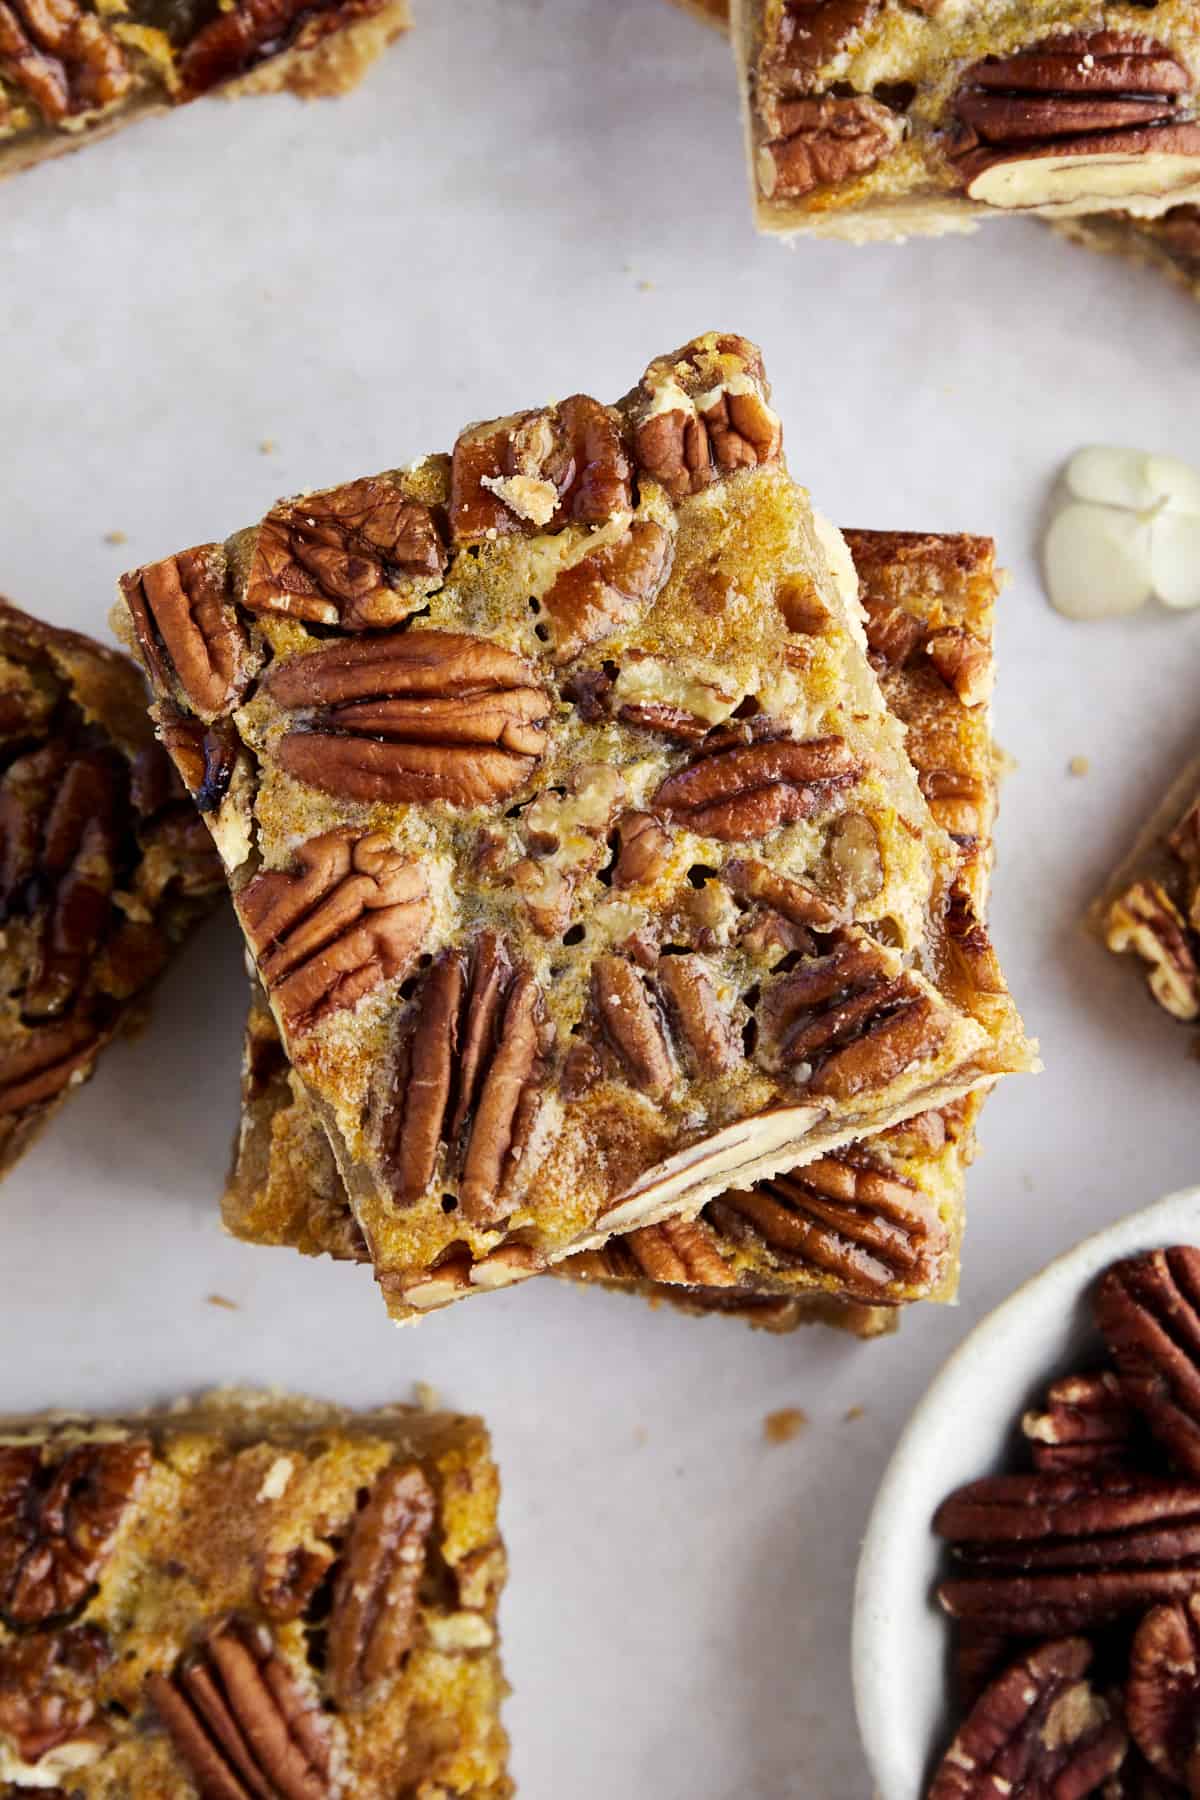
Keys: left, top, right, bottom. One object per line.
{"left": 1152, "top": 514, "right": 1200, "bottom": 611}
{"left": 1043, "top": 503, "right": 1152, "bottom": 620}
{"left": 1046, "top": 447, "right": 1200, "bottom": 619}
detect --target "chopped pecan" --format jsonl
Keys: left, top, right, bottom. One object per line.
{"left": 539, "top": 520, "right": 672, "bottom": 663}
{"left": 926, "top": 1637, "right": 1127, "bottom": 1800}
{"left": 724, "top": 856, "right": 840, "bottom": 929}
{"left": 827, "top": 812, "right": 883, "bottom": 904}
{"left": 1105, "top": 881, "right": 1200, "bottom": 1021}
{"left": 935, "top": 1469, "right": 1200, "bottom": 1636}
{"left": 450, "top": 395, "right": 631, "bottom": 544}
{"left": 257, "top": 1544, "right": 335, "bottom": 1624}
{"left": 327, "top": 1465, "right": 435, "bottom": 1707}
{"left": 20, "top": 751, "right": 121, "bottom": 1022}
{"left": 761, "top": 0, "right": 880, "bottom": 94}
{"left": 0, "top": 0, "right": 129, "bottom": 123}
{"left": 1021, "top": 1372, "right": 1139, "bottom": 1474}
{"left": 245, "top": 479, "right": 447, "bottom": 631}
{"left": 238, "top": 831, "right": 430, "bottom": 1035}
{"left": 592, "top": 954, "right": 675, "bottom": 1100}
{"left": 925, "top": 626, "right": 993, "bottom": 707}
{"left": 0, "top": 1625, "right": 110, "bottom": 1765}
{"left": 147, "top": 1618, "right": 331, "bottom": 1800}
{"left": 950, "top": 34, "right": 1200, "bottom": 205}
{"left": 706, "top": 1149, "right": 948, "bottom": 1301}
{"left": 612, "top": 811, "right": 672, "bottom": 889}
{"left": 0, "top": 1018, "right": 100, "bottom": 1117}
{"left": 267, "top": 630, "right": 551, "bottom": 808}
{"left": 623, "top": 1217, "right": 737, "bottom": 1288}
{"left": 922, "top": 768, "right": 992, "bottom": 844}
{"left": 628, "top": 334, "right": 782, "bottom": 501}
{"left": 655, "top": 953, "right": 737, "bottom": 1079}
{"left": 1095, "top": 1248, "right": 1200, "bottom": 1478}
{"left": 757, "top": 96, "right": 904, "bottom": 201}
{"left": 756, "top": 933, "right": 948, "bottom": 1101}
{"left": 0, "top": 1439, "right": 151, "bottom": 1627}
{"left": 381, "top": 932, "right": 551, "bottom": 1223}
{"left": 653, "top": 735, "right": 859, "bottom": 842}
{"left": 861, "top": 597, "right": 926, "bottom": 670}
{"left": 1127, "top": 1595, "right": 1200, "bottom": 1789}
{"left": 120, "top": 547, "right": 248, "bottom": 721}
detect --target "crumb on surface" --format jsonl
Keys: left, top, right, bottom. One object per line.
{"left": 843, "top": 1405, "right": 865, "bottom": 1424}
{"left": 259, "top": 438, "right": 277, "bottom": 455}
{"left": 104, "top": 529, "right": 127, "bottom": 545}
{"left": 633, "top": 1425, "right": 648, "bottom": 1447}
{"left": 206, "top": 1293, "right": 239, "bottom": 1310}
{"left": 1068, "top": 755, "right": 1090, "bottom": 777}
{"left": 637, "top": 279, "right": 654, "bottom": 292}
{"left": 764, "top": 1407, "right": 807, "bottom": 1445}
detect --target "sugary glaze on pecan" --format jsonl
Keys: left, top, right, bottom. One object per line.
{"left": 0, "top": 0, "right": 410, "bottom": 180}
{"left": 0, "top": 598, "right": 222, "bottom": 1179}
{"left": 735, "top": 0, "right": 1200, "bottom": 237}
{"left": 0, "top": 1392, "right": 511, "bottom": 1798}
{"left": 224, "top": 528, "right": 1012, "bottom": 1333}
{"left": 124, "top": 338, "right": 1030, "bottom": 1317}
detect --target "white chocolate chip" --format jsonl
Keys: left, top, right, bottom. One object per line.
{"left": 1043, "top": 446, "right": 1200, "bottom": 619}
{"left": 257, "top": 1455, "right": 295, "bottom": 1501}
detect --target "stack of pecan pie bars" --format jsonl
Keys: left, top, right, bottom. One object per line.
{"left": 93, "top": 332, "right": 1032, "bottom": 1335}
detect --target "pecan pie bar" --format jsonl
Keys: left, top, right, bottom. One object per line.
{"left": 116, "top": 333, "right": 1033, "bottom": 1319}
{"left": 1056, "top": 204, "right": 1200, "bottom": 302}
{"left": 0, "top": 1389, "right": 510, "bottom": 1798}
{"left": 731, "top": 1, "right": 1200, "bottom": 241}
{"left": 0, "top": 0, "right": 409, "bottom": 184}
{"left": 0, "top": 598, "right": 222, "bottom": 1178}
{"left": 1092, "top": 754, "right": 1200, "bottom": 1034}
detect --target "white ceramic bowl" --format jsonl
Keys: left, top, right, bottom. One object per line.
{"left": 852, "top": 1185, "right": 1200, "bottom": 1800}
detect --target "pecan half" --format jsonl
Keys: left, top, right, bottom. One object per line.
{"left": 120, "top": 548, "right": 248, "bottom": 721}
{"left": 723, "top": 856, "right": 841, "bottom": 930}
{"left": 926, "top": 1638, "right": 1127, "bottom": 1800}
{"left": 653, "top": 735, "right": 859, "bottom": 842}
{"left": 949, "top": 34, "right": 1200, "bottom": 209}
{"left": 656, "top": 952, "right": 737, "bottom": 1080}
{"left": 0, "top": 0, "right": 129, "bottom": 123}
{"left": 592, "top": 954, "right": 675, "bottom": 1100}
{"left": 239, "top": 832, "right": 430, "bottom": 1035}
{"left": 757, "top": 96, "right": 904, "bottom": 201}
{"left": 245, "top": 479, "right": 447, "bottom": 631}
{"left": 450, "top": 394, "right": 631, "bottom": 544}
{"left": 539, "top": 520, "right": 672, "bottom": 663}
{"left": 628, "top": 334, "right": 782, "bottom": 501}
{"left": 0, "top": 1439, "right": 151, "bottom": 1627}
{"left": 327, "top": 1466, "right": 435, "bottom": 1707}
{"left": 1127, "top": 1595, "right": 1200, "bottom": 1789}
{"left": 1095, "top": 1248, "right": 1200, "bottom": 1478}
{"left": 0, "top": 1018, "right": 100, "bottom": 1117}
{"left": 756, "top": 933, "right": 947, "bottom": 1101}
{"left": 612, "top": 811, "right": 672, "bottom": 889}
{"left": 706, "top": 1149, "right": 948, "bottom": 1302}
{"left": 381, "top": 932, "right": 552, "bottom": 1223}
{"left": 1105, "top": 882, "right": 1200, "bottom": 1022}
{"left": 266, "top": 630, "right": 551, "bottom": 808}
{"left": 0, "top": 1626, "right": 110, "bottom": 1765}
{"left": 147, "top": 1618, "right": 331, "bottom": 1800}
{"left": 761, "top": 0, "right": 880, "bottom": 94}
{"left": 936, "top": 1469, "right": 1200, "bottom": 1636}
{"left": 1021, "top": 1372, "right": 1139, "bottom": 1474}
{"left": 622, "top": 1217, "right": 737, "bottom": 1288}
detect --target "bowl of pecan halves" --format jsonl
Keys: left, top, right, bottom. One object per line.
{"left": 853, "top": 1186, "right": 1200, "bottom": 1800}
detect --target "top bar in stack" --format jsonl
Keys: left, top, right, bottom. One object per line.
{"left": 0, "top": 0, "right": 409, "bottom": 184}
{"left": 116, "top": 332, "right": 1033, "bottom": 1319}
{"left": 730, "top": 0, "right": 1200, "bottom": 241}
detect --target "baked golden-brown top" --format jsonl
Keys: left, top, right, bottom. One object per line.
{"left": 118, "top": 333, "right": 1032, "bottom": 1318}
{"left": 0, "top": 0, "right": 409, "bottom": 183}
{"left": 732, "top": 0, "right": 1200, "bottom": 240}
{"left": 0, "top": 1389, "right": 510, "bottom": 1798}
{"left": 0, "top": 597, "right": 222, "bottom": 1179}
{"left": 227, "top": 528, "right": 1009, "bottom": 1331}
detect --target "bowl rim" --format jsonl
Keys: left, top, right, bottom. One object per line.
{"left": 852, "top": 1184, "right": 1200, "bottom": 1800}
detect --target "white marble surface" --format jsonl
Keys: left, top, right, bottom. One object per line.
{"left": 1, "top": 2, "right": 1198, "bottom": 1795}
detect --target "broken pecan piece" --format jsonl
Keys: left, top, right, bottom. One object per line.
{"left": 238, "top": 831, "right": 430, "bottom": 1035}
{"left": 450, "top": 395, "right": 631, "bottom": 543}
{"left": 1127, "top": 1594, "right": 1200, "bottom": 1789}
{"left": 327, "top": 1465, "right": 435, "bottom": 1707}
{"left": 628, "top": 334, "right": 782, "bottom": 501}
{"left": 925, "top": 627, "right": 994, "bottom": 708}
{"left": 245, "top": 479, "right": 447, "bottom": 631}
{"left": 539, "top": 520, "right": 672, "bottom": 663}
{"left": 611, "top": 811, "right": 672, "bottom": 889}
{"left": 761, "top": 0, "right": 880, "bottom": 94}
{"left": 0, "top": 0, "right": 130, "bottom": 123}
{"left": 653, "top": 734, "right": 859, "bottom": 842}
{"left": 1095, "top": 1248, "right": 1200, "bottom": 1478}
{"left": 0, "top": 1018, "right": 100, "bottom": 1117}
{"left": 177, "top": 0, "right": 385, "bottom": 98}
{"left": 757, "top": 96, "right": 904, "bottom": 201}
{"left": 1021, "top": 1372, "right": 1139, "bottom": 1474}
{"left": 381, "top": 932, "right": 551, "bottom": 1223}
{"left": 949, "top": 34, "right": 1200, "bottom": 209}
{"left": 120, "top": 548, "right": 248, "bottom": 721}
{"left": 621, "top": 1216, "right": 737, "bottom": 1288}
{"left": 926, "top": 1637, "right": 1127, "bottom": 1800}
{"left": 0, "top": 1439, "right": 151, "bottom": 1627}
{"left": 707, "top": 1149, "right": 948, "bottom": 1302}
{"left": 147, "top": 1618, "right": 331, "bottom": 1800}
{"left": 1104, "top": 882, "right": 1200, "bottom": 1022}
{"left": 0, "top": 1625, "right": 110, "bottom": 1765}
{"left": 266, "top": 630, "right": 551, "bottom": 808}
